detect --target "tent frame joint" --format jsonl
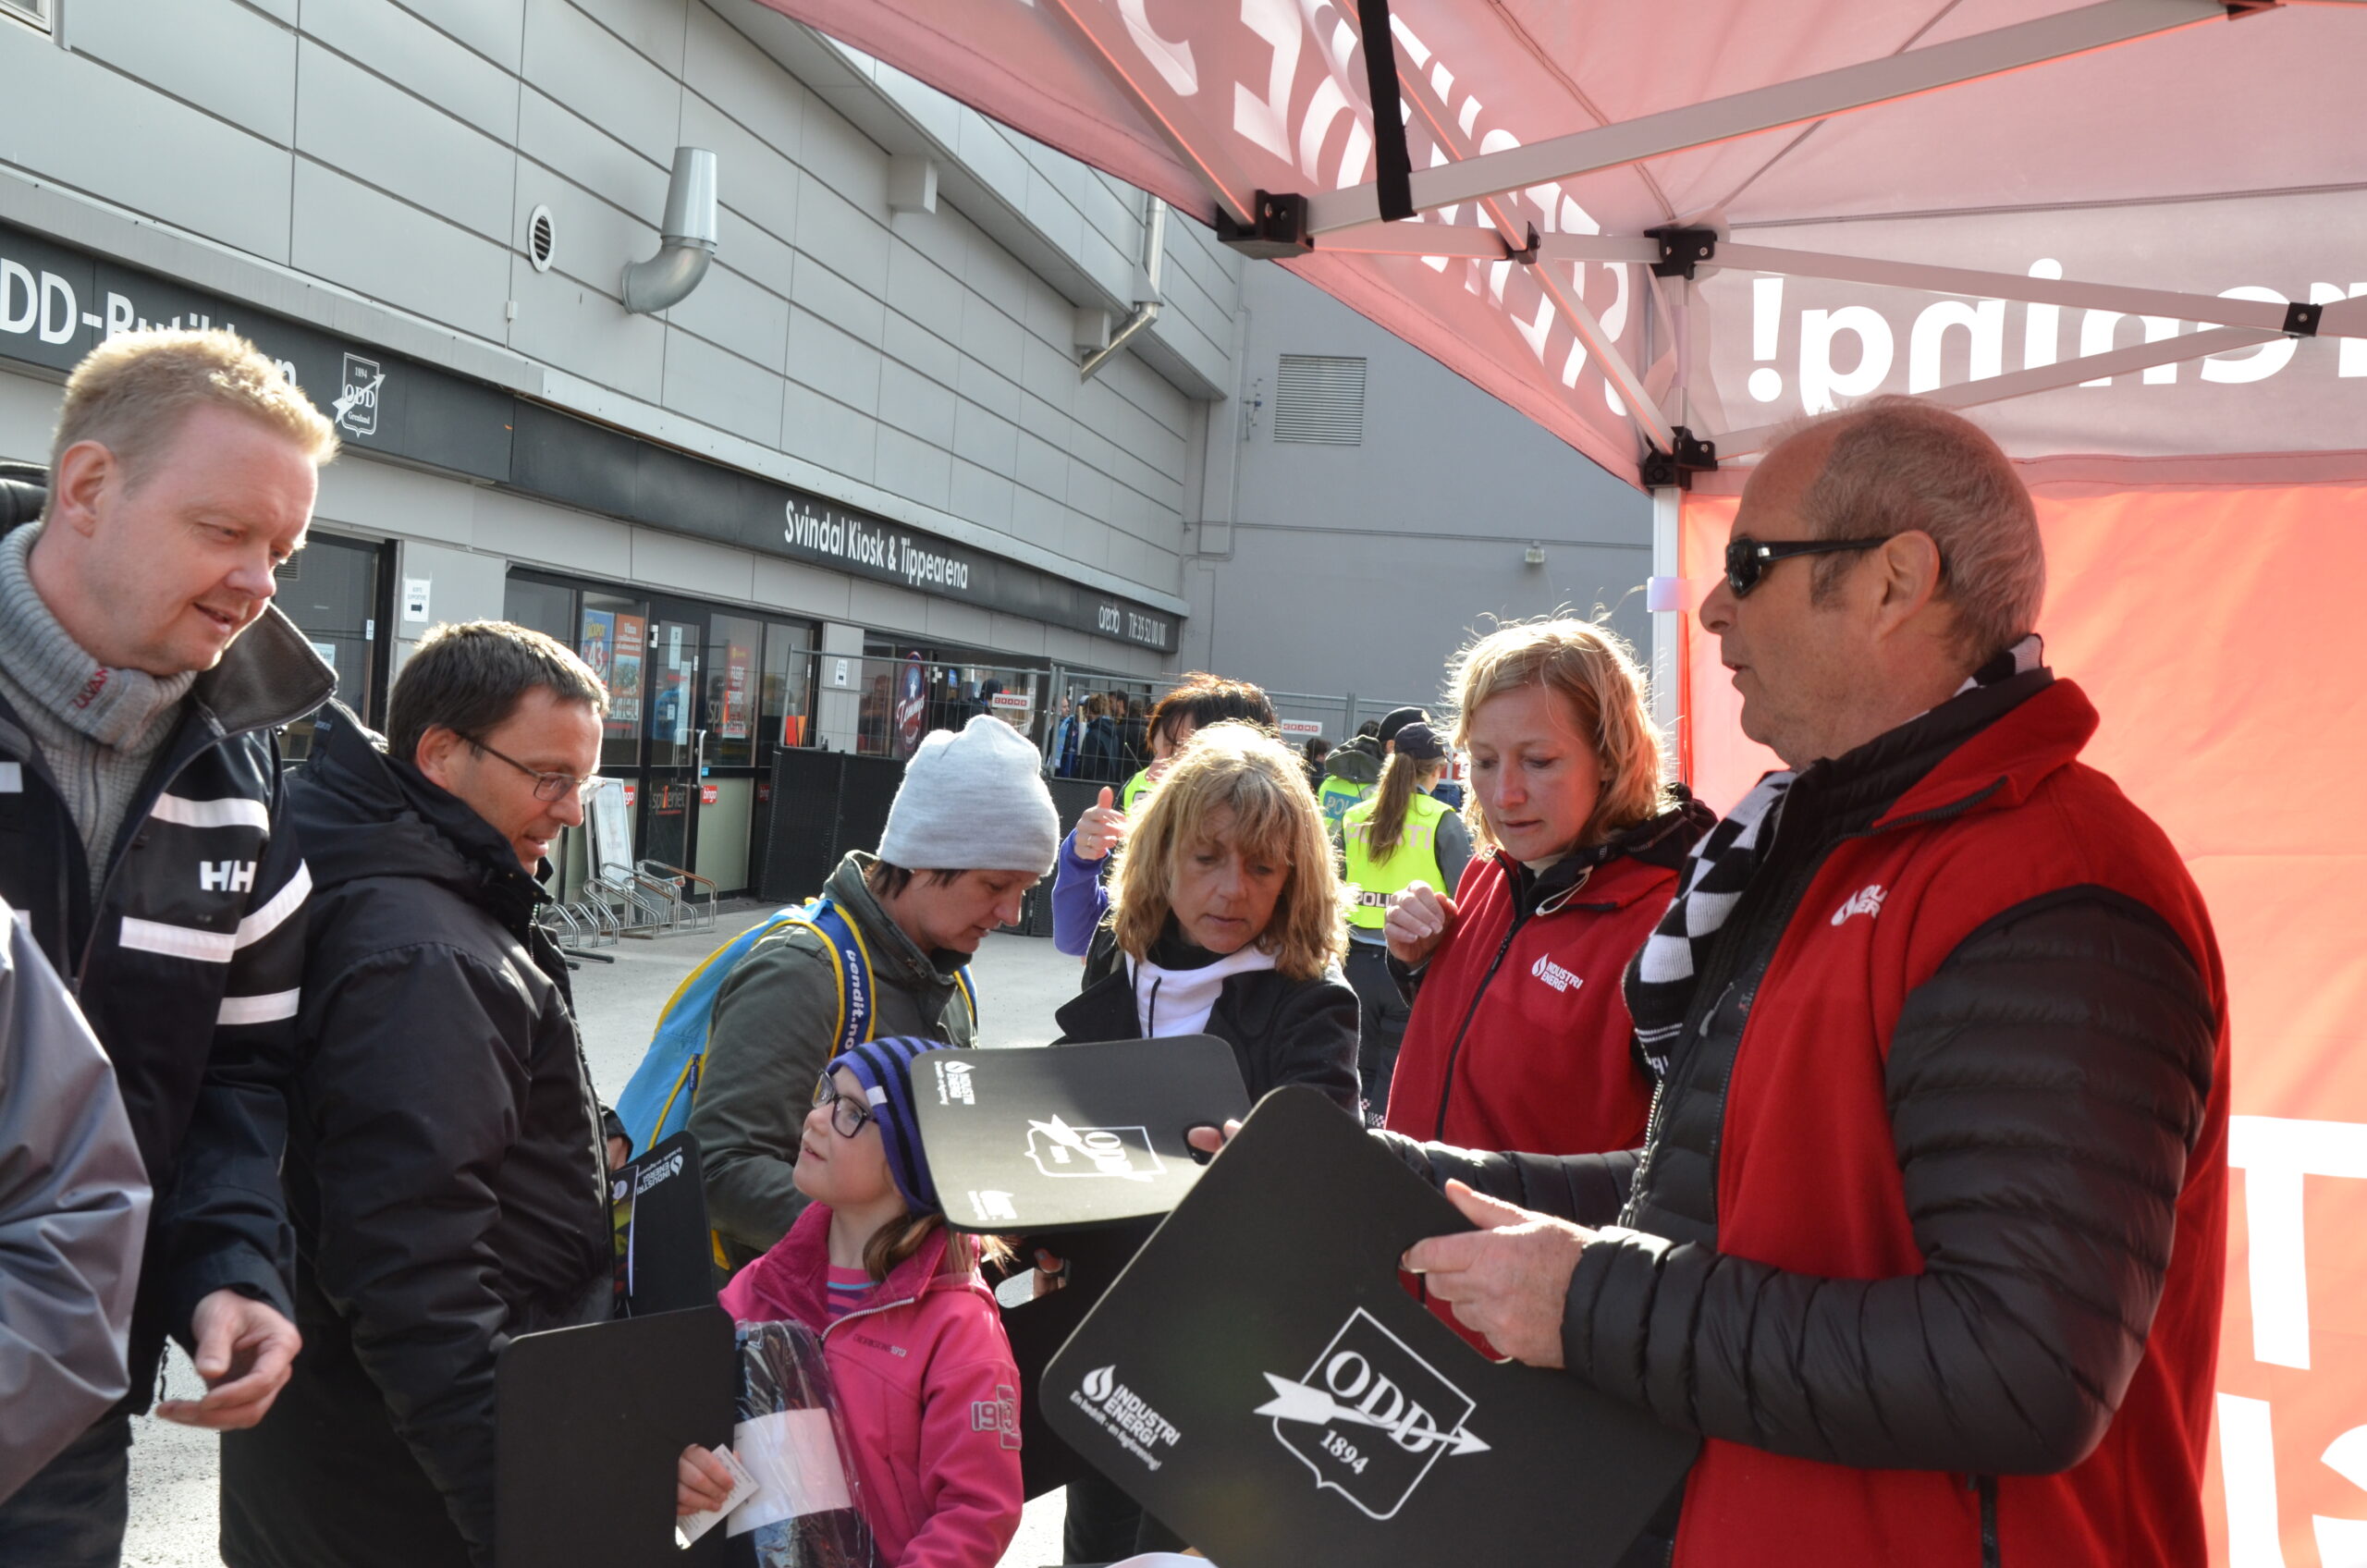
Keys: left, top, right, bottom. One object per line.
{"left": 1505, "top": 223, "right": 1542, "bottom": 264}
{"left": 2224, "top": 1, "right": 2282, "bottom": 17}
{"left": 1646, "top": 227, "right": 1720, "bottom": 279}
{"left": 1640, "top": 426, "right": 1719, "bottom": 490}
{"left": 2284, "top": 300, "right": 2324, "bottom": 337}
{"left": 1216, "top": 191, "right": 1315, "bottom": 260}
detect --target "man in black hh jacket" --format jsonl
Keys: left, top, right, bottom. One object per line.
{"left": 0, "top": 332, "right": 337, "bottom": 1565}
{"left": 221, "top": 622, "right": 617, "bottom": 1568}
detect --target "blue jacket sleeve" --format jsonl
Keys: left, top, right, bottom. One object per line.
{"left": 1050, "top": 832, "right": 1110, "bottom": 957}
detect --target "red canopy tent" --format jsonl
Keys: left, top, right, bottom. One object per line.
{"left": 748, "top": 3, "right": 2367, "bottom": 1560}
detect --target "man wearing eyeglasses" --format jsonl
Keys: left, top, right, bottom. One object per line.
{"left": 1382, "top": 398, "right": 2227, "bottom": 1568}
{"left": 220, "top": 621, "right": 617, "bottom": 1568}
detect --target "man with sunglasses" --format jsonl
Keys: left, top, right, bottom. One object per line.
{"left": 220, "top": 621, "right": 618, "bottom": 1568}
{"left": 1385, "top": 398, "right": 2227, "bottom": 1568}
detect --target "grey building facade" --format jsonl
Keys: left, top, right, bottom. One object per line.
{"left": 1187, "top": 262, "right": 1653, "bottom": 721}
{"left": 0, "top": 0, "right": 1648, "bottom": 893}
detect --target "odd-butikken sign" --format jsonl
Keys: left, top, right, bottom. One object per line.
{"left": 1, "top": 220, "right": 1181, "bottom": 654}
{"left": 0, "top": 219, "right": 512, "bottom": 481}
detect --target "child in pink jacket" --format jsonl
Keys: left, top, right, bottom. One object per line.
{"left": 678, "top": 1037, "right": 1022, "bottom": 1568}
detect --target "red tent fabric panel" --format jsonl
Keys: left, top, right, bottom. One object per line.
{"left": 754, "top": 2, "right": 2367, "bottom": 488}
{"left": 1680, "top": 479, "right": 2367, "bottom": 1564}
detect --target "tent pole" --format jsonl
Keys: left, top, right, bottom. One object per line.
{"left": 1712, "top": 323, "right": 2288, "bottom": 457}
{"left": 1712, "top": 242, "right": 2339, "bottom": 337}
{"left": 1650, "top": 485, "right": 1684, "bottom": 782}
{"left": 1305, "top": 0, "right": 2229, "bottom": 233}
{"left": 1373, "top": 24, "right": 1677, "bottom": 453}
{"left": 1316, "top": 231, "right": 2358, "bottom": 346}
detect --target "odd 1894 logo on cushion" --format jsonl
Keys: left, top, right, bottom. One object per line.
{"left": 1258, "top": 1307, "right": 1488, "bottom": 1520}
{"left": 1040, "top": 1087, "right": 1700, "bottom": 1568}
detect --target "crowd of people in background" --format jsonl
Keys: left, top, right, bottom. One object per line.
{"left": 0, "top": 327, "right": 2231, "bottom": 1568}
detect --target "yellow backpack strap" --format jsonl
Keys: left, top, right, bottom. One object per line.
{"left": 953, "top": 966, "right": 979, "bottom": 1032}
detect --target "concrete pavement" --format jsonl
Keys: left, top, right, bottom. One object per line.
{"left": 123, "top": 911, "right": 1085, "bottom": 1567}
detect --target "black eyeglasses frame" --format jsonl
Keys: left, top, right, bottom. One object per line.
{"left": 812, "top": 1075, "right": 877, "bottom": 1139}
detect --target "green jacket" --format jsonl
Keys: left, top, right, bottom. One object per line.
{"left": 689, "top": 851, "right": 977, "bottom": 1270}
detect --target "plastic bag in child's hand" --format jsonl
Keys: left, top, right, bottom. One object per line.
{"left": 730, "top": 1322, "right": 877, "bottom": 1568}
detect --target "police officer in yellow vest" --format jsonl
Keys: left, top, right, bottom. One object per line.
{"left": 1340, "top": 722, "right": 1471, "bottom": 1121}
{"left": 1318, "top": 742, "right": 1379, "bottom": 834}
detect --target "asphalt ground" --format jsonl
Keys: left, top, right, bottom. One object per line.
{"left": 122, "top": 911, "right": 1086, "bottom": 1567}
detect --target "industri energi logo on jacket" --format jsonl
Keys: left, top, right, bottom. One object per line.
{"left": 1529, "top": 953, "right": 1584, "bottom": 993}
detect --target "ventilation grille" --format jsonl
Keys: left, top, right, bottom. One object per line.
{"left": 274, "top": 553, "right": 300, "bottom": 582}
{"left": 527, "top": 205, "right": 557, "bottom": 273}
{"left": 0, "top": 0, "right": 50, "bottom": 30}
{"left": 1272, "top": 354, "right": 1367, "bottom": 446}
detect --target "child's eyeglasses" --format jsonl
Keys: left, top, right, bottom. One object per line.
{"left": 811, "top": 1076, "right": 877, "bottom": 1138}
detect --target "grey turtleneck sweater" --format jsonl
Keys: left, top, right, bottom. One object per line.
{"left": 0, "top": 523, "right": 196, "bottom": 897}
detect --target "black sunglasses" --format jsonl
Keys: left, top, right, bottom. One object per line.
{"left": 1723, "top": 534, "right": 1894, "bottom": 597}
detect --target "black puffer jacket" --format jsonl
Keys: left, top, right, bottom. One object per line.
{"left": 1380, "top": 672, "right": 2222, "bottom": 1564}
{"left": 220, "top": 703, "right": 610, "bottom": 1568}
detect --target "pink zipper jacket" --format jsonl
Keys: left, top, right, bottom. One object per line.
{"left": 719, "top": 1204, "right": 1023, "bottom": 1568}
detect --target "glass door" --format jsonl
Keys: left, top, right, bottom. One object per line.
{"left": 638, "top": 607, "right": 705, "bottom": 873}
{"left": 276, "top": 534, "right": 391, "bottom": 760}
{"left": 692, "top": 612, "right": 764, "bottom": 895}
{"left": 742, "top": 620, "right": 816, "bottom": 898}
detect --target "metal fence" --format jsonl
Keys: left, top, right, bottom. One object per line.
{"left": 1036, "top": 668, "right": 1437, "bottom": 782}
{"left": 843, "top": 655, "right": 1051, "bottom": 758}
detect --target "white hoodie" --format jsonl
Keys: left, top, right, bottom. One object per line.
{"left": 1127, "top": 944, "right": 1278, "bottom": 1037}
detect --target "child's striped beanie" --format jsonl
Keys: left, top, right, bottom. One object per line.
{"left": 825, "top": 1036, "right": 946, "bottom": 1216}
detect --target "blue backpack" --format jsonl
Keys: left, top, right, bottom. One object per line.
{"left": 615, "top": 895, "right": 978, "bottom": 1153}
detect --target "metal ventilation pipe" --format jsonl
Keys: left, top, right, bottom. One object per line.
{"left": 1080, "top": 196, "right": 1167, "bottom": 381}
{"left": 622, "top": 147, "right": 718, "bottom": 315}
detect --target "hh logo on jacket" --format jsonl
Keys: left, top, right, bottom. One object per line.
{"left": 201, "top": 860, "right": 258, "bottom": 893}
{"left": 1830, "top": 884, "right": 1886, "bottom": 925}
{"left": 1528, "top": 953, "right": 1584, "bottom": 993}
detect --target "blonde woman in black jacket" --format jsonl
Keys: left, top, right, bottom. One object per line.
{"left": 1056, "top": 720, "right": 1357, "bottom": 1109}
{"left": 1050, "top": 720, "right": 1356, "bottom": 1564}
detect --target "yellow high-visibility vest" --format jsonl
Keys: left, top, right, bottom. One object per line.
{"left": 1318, "top": 773, "right": 1373, "bottom": 833}
{"left": 1341, "top": 791, "right": 1452, "bottom": 930}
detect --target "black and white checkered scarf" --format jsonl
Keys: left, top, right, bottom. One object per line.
{"left": 1626, "top": 635, "right": 2043, "bottom": 1078}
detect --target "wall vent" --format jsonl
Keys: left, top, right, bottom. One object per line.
{"left": 0, "top": 0, "right": 50, "bottom": 31}
{"left": 1272, "top": 354, "right": 1367, "bottom": 446}
{"left": 527, "top": 205, "right": 557, "bottom": 273}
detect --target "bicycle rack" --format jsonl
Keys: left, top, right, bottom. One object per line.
{"left": 636, "top": 860, "right": 718, "bottom": 937}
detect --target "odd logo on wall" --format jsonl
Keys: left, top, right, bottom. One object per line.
{"left": 334, "top": 353, "right": 384, "bottom": 437}
{"left": 1257, "top": 1308, "right": 1489, "bottom": 1521}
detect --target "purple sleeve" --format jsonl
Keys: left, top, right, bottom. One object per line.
{"left": 1050, "top": 833, "right": 1110, "bottom": 957}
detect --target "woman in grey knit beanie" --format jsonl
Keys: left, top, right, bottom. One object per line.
{"left": 877, "top": 714, "right": 1060, "bottom": 875}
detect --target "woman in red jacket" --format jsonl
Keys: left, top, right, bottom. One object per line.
{"left": 1380, "top": 619, "right": 1711, "bottom": 1160}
